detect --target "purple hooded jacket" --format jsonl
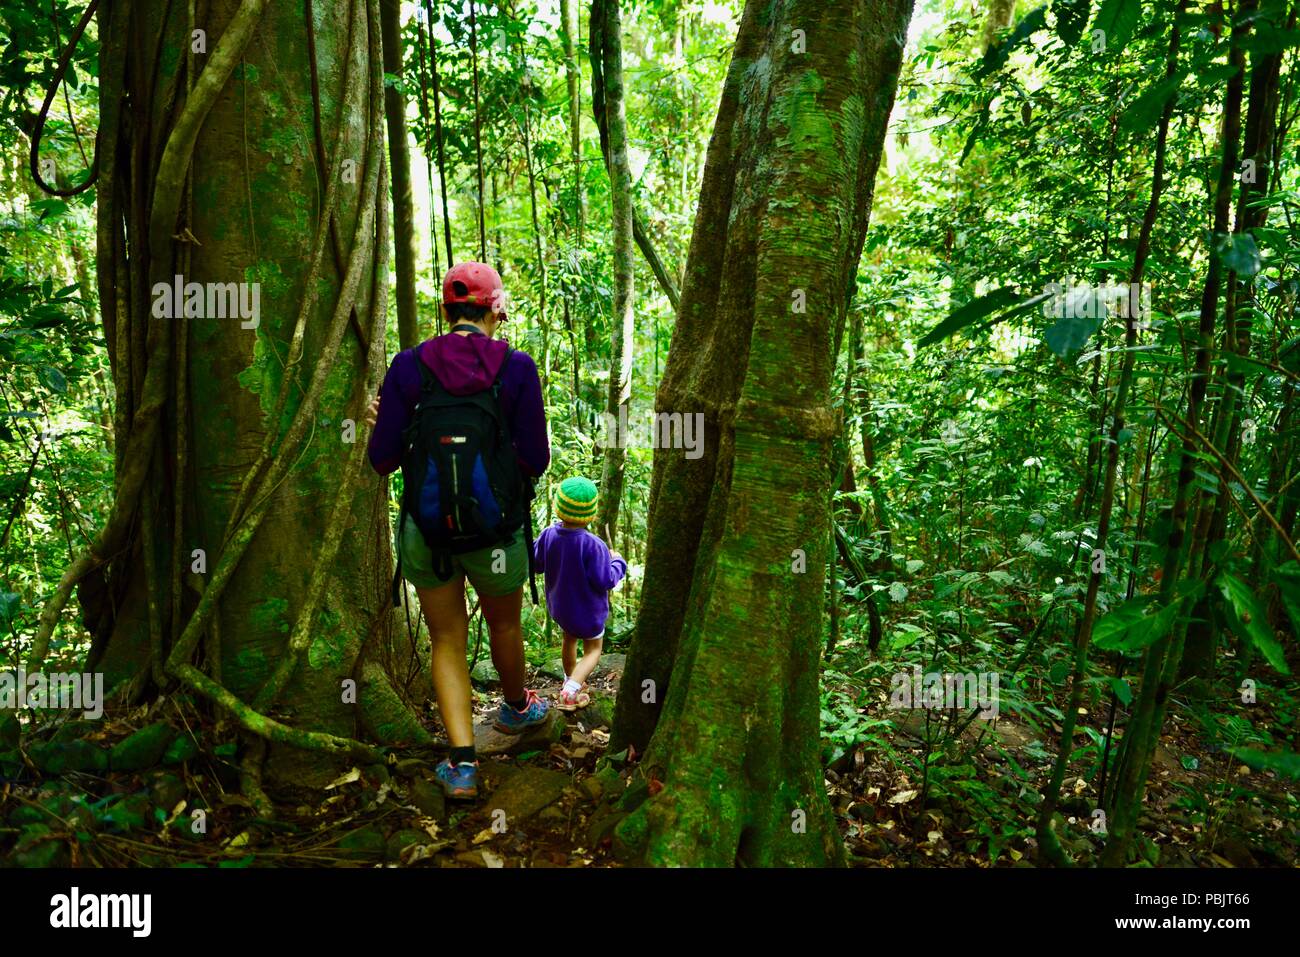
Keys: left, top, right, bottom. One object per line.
{"left": 368, "top": 330, "right": 550, "bottom": 478}
{"left": 532, "top": 522, "right": 627, "bottom": 639}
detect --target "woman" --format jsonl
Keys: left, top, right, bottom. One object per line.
{"left": 365, "top": 261, "right": 549, "bottom": 799}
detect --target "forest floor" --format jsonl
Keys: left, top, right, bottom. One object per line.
{"left": 2, "top": 652, "right": 1296, "bottom": 867}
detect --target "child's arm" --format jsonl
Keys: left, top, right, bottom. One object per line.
{"left": 586, "top": 541, "right": 627, "bottom": 591}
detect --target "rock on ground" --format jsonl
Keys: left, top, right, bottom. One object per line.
{"left": 473, "top": 711, "right": 564, "bottom": 758}
{"left": 482, "top": 766, "right": 573, "bottom": 823}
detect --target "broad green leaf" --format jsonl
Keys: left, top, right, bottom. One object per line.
{"left": 1093, "top": 597, "right": 1161, "bottom": 651}
{"left": 1045, "top": 311, "right": 1103, "bottom": 358}
{"left": 1093, "top": 580, "right": 1202, "bottom": 652}
{"left": 1228, "top": 747, "right": 1300, "bottom": 781}
{"left": 1053, "top": 0, "right": 1091, "bottom": 45}
{"left": 1109, "top": 676, "right": 1133, "bottom": 705}
{"left": 1217, "top": 573, "right": 1289, "bottom": 675}
{"left": 37, "top": 366, "right": 67, "bottom": 393}
{"left": 1214, "top": 232, "right": 1263, "bottom": 277}
{"left": 1238, "top": 29, "right": 1300, "bottom": 54}
{"left": 918, "top": 286, "right": 1022, "bottom": 348}
{"left": 1120, "top": 70, "right": 1186, "bottom": 132}
{"left": 1273, "top": 562, "right": 1300, "bottom": 640}
{"left": 1091, "top": 0, "right": 1141, "bottom": 54}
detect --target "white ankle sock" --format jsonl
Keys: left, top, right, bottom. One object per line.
{"left": 562, "top": 678, "right": 582, "bottom": 695}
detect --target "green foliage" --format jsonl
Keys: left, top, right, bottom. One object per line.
{"left": 1217, "top": 573, "right": 1289, "bottom": 675}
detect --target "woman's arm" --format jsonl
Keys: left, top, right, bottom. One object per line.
{"left": 367, "top": 350, "right": 416, "bottom": 475}
{"left": 503, "top": 350, "right": 550, "bottom": 477}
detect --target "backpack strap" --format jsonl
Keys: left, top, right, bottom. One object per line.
{"left": 391, "top": 505, "right": 406, "bottom": 607}
{"left": 521, "top": 477, "right": 539, "bottom": 605}
{"left": 491, "top": 347, "right": 513, "bottom": 395}
{"left": 415, "top": 350, "right": 442, "bottom": 398}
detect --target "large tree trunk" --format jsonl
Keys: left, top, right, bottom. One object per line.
{"left": 592, "top": 0, "right": 635, "bottom": 547}
{"left": 30, "top": 0, "right": 427, "bottom": 790}
{"left": 381, "top": 0, "right": 421, "bottom": 349}
{"left": 609, "top": 0, "right": 914, "bottom": 866}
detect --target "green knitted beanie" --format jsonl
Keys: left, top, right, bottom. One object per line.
{"left": 555, "top": 476, "right": 598, "bottom": 525}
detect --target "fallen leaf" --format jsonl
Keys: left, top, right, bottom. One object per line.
{"left": 472, "top": 827, "right": 496, "bottom": 845}
{"left": 325, "top": 767, "right": 362, "bottom": 790}
{"left": 401, "top": 842, "right": 451, "bottom": 864}
{"left": 481, "top": 849, "right": 504, "bottom": 868}
{"left": 889, "top": 789, "right": 918, "bottom": 805}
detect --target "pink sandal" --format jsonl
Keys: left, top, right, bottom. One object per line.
{"left": 557, "top": 687, "right": 591, "bottom": 712}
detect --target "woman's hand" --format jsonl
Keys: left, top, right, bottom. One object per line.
{"left": 363, "top": 395, "right": 380, "bottom": 428}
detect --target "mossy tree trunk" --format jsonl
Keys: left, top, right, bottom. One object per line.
{"left": 30, "top": 0, "right": 428, "bottom": 789}
{"left": 610, "top": 0, "right": 914, "bottom": 866}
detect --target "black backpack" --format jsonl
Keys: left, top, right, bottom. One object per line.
{"left": 391, "top": 327, "right": 538, "bottom": 604}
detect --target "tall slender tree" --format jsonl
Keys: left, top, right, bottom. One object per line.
{"left": 381, "top": 0, "right": 420, "bottom": 349}
{"left": 560, "top": 0, "right": 585, "bottom": 242}
{"left": 591, "top": 0, "right": 635, "bottom": 548}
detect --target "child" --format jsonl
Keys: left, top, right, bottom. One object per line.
{"left": 532, "top": 477, "right": 627, "bottom": 710}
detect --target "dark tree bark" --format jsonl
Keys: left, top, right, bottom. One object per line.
{"left": 381, "top": 0, "right": 421, "bottom": 349}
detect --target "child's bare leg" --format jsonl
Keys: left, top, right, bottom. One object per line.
{"left": 561, "top": 633, "right": 579, "bottom": 680}
{"left": 568, "top": 638, "right": 604, "bottom": 688}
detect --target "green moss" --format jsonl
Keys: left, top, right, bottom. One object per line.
{"left": 779, "top": 71, "right": 834, "bottom": 155}
{"left": 249, "top": 596, "right": 291, "bottom": 636}
{"left": 308, "top": 608, "right": 347, "bottom": 670}
{"left": 613, "top": 806, "right": 649, "bottom": 859}
{"left": 236, "top": 332, "right": 279, "bottom": 419}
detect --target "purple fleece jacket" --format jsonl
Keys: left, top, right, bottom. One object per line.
{"left": 368, "top": 330, "right": 550, "bottom": 478}
{"left": 532, "top": 523, "right": 627, "bottom": 639}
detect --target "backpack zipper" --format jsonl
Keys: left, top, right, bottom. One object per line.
{"left": 451, "top": 454, "right": 461, "bottom": 531}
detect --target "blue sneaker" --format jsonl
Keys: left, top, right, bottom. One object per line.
{"left": 494, "top": 689, "right": 550, "bottom": 734}
{"left": 434, "top": 759, "right": 479, "bottom": 799}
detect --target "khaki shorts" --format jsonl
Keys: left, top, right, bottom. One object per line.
{"left": 398, "top": 515, "right": 528, "bottom": 596}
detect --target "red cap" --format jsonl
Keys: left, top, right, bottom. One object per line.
{"left": 442, "top": 261, "right": 508, "bottom": 320}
